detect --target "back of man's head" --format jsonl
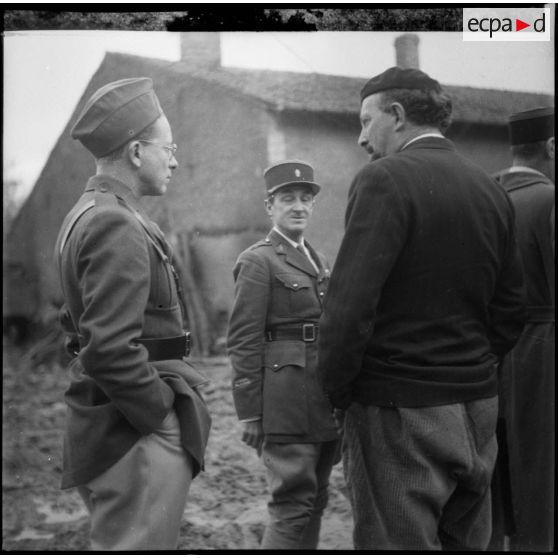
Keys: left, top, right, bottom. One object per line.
{"left": 360, "top": 66, "right": 453, "bottom": 133}
{"left": 509, "top": 107, "right": 554, "bottom": 177}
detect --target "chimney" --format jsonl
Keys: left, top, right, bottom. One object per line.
{"left": 180, "top": 32, "right": 221, "bottom": 69}
{"left": 394, "top": 33, "right": 420, "bottom": 69}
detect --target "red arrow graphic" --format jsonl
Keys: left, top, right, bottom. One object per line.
{"left": 516, "top": 19, "right": 530, "bottom": 31}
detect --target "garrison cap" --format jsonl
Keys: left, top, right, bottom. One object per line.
{"left": 71, "top": 77, "right": 163, "bottom": 158}
{"left": 264, "top": 160, "right": 321, "bottom": 196}
{"left": 509, "top": 106, "right": 554, "bottom": 145}
{"left": 360, "top": 66, "right": 442, "bottom": 103}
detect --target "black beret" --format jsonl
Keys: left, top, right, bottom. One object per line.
{"left": 509, "top": 106, "right": 554, "bottom": 145}
{"left": 361, "top": 66, "right": 442, "bottom": 103}
{"left": 71, "top": 77, "right": 163, "bottom": 158}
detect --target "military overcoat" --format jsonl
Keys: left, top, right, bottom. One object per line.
{"left": 493, "top": 168, "right": 555, "bottom": 551}
{"left": 227, "top": 229, "right": 338, "bottom": 444}
{"left": 55, "top": 175, "right": 211, "bottom": 489}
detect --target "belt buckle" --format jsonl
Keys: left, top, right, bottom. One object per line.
{"left": 302, "top": 323, "right": 316, "bottom": 342}
{"left": 184, "top": 331, "right": 191, "bottom": 356}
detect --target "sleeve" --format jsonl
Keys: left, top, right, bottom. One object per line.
{"left": 76, "top": 206, "right": 174, "bottom": 434}
{"left": 317, "top": 165, "right": 409, "bottom": 409}
{"left": 226, "top": 249, "right": 270, "bottom": 421}
{"left": 486, "top": 201, "right": 527, "bottom": 359}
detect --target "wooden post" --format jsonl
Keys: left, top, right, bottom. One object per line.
{"left": 171, "top": 231, "right": 212, "bottom": 357}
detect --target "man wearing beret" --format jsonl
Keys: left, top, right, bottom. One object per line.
{"left": 227, "top": 161, "right": 339, "bottom": 549}
{"left": 317, "top": 67, "right": 526, "bottom": 550}
{"left": 490, "top": 107, "right": 555, "bottom": 552}
{"left": 54, "top": 77, "right": 211, "bottom": 550}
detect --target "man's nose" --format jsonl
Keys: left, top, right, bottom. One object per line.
{"left": 292, "top": 198, "right": 305, "bottom": 211}
{"left": 358, "top": 131, "right": 367, "bottom": 148}
{"left": 170, "top": 155, "right": 179, "bottom": 169}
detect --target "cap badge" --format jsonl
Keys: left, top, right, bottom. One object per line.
{"left": 294, "top": 168, "right": 301, "bottom": 178}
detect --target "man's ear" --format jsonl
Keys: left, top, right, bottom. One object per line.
{"left": 545, "top": 137, "right": 555, "bottom": 160}
{"left": 127, "top": 141, "right": 142, "bottom": 168}
{"left": 264, "top": 199, "right": 273, "bottom": 216}
{"left": 391, "top": 102, "right": 406, "bottom": 131}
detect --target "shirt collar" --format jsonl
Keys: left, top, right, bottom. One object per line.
{"left": 273, "top": 226, "right": 303, "bottom": 248}
{"left": 400, "top": 132, "right": 445, "bottom": 152}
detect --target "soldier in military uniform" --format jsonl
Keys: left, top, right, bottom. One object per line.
{"left": 490, "top": 107, "right": 555, "bottom": 552}
{"left": 227, "top": 161, "right": 340, "bottom": 549}
{"left": 54, "top": 78, "right": 211, "bottom": 550}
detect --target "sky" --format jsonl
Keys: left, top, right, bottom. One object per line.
{"left": 3, "top": 26, "right": 555, "bottom": 203}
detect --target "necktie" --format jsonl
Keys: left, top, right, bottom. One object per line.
{"left": 297, "top": 243, "right": 319, "bottom": 273}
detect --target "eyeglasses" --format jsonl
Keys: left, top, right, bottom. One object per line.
{"left": 138, "top": 140, "right": 178, "bottom": 157}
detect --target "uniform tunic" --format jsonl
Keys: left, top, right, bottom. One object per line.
{"left": 55, "top": 175, "right": 211, "bottom": 489}
{"left": 227, "top": 228, "right": 338, "bottom": 443}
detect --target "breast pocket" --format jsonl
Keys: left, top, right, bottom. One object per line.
{"left": 262, "top": 340, "right": 308, "bottom": 436}
{"left": 273, "top": 273, "right": 316, "bottom": 317}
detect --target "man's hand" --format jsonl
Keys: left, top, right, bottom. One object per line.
{"left": 333, "top": 408, "right": 345, "bottom": 437}
{"left": 242, "top": 419, "right": 264, "bottom": 455}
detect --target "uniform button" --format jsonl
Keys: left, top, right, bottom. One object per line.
{"left": 293, "top": 283, "right": 298, "bottom": 288}
{"left": 319, "top": 291, "right": 324, "bottom": 296}
{"left": 273, "top": 364, "right": 279, "bottom": 369}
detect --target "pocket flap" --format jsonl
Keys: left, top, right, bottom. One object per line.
{"left": 264, "top": 340, "right": 305, "bottom": 371}
{"left": 275, "top": 273, "right": 312, "bottom": 291}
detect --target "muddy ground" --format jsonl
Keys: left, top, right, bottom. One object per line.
{"left": 2, "top": 340, "right": 353, "bottom": 551}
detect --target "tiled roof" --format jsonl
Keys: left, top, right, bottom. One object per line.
{"left": 110, "top": 52, "right": 553, "bottom": 126}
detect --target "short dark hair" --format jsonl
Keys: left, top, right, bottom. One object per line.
{"left": 378, "top": 88, "right": 453, "bottom": 133}
{"left": 511, "top": 140, "right": 547, "bottom": 160}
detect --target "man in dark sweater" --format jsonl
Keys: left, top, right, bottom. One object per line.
{"left": 317, "top": 67, "right": 526, "bottom": 551}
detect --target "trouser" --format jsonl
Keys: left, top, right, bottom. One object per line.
{"left": 77, "top": 409, "right": 193, "bottom": 550}
{"left": 261, "top": 439, "right": 339, "bottom": 549}
{"left": 488, "top": 419, "right": 515, "bottom": 550}
{"left": 343, "top": 397, "right": 498, "bottom": 551}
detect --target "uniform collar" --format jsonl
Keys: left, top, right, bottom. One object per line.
{"left": 267, "top": 228, "right": 318, "bottom": 277}
{"left": 272, "top": 226, "right": 304, "bottom": 249}
{"left": 85, "top": 174, "right": 143, "bottom": 211}
{"left": 507, "top": 165, "right": 547, "bottom": 178}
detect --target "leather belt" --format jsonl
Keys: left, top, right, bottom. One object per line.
{"left": 527, "top": 305, "right": 555, "bottom": 323}
{"left": 266, "top": 323, "right": 319, "bottom": 342}
{"left": 138, "top": 332, "right": 191, "bottom": 360}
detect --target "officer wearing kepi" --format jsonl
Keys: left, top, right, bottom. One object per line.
{"left": 227, "top": 161, "right": 340, "bottom": 549}
{"left": 54, "top": 77, "right": 211, "bottom": 550}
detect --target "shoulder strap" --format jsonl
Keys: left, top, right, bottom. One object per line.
{"left": 124, "top": 205, "right": 169, "bottom": 264}
{"left": 250, "top": 238, "right": 272, "bottom": 251}
{"left": 58, "top": 200, "right": 96, "bottom": 255}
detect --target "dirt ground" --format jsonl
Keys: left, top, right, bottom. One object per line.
{"left": 2, "top": 340, "right": 353, "bottom": 551}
